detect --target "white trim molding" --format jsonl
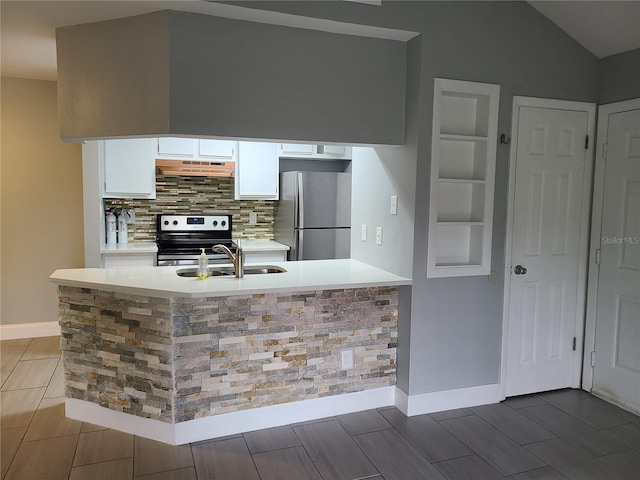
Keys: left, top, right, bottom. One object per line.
{"left": 500, "top": 96, "right": 596, "bottom": 400}
{"left": 0, "top": 321, "right": 61, "bottom": 340}
{"left": 67, "top": 386, "right": 396, "bottom": 445}
{"left": 395, "top": 384, "right": 501, "bottom": 417}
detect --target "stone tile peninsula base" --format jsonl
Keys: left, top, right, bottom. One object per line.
{"left": 58, "top": 285, "right": 398, "bottom": 445}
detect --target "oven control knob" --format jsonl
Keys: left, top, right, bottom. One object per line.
{"left": 173, "top": 220, "right": 178, "bottom": 225}
{"left": 164, "top": 220, "right": 169, "bottom": 225}
{"left": 221, "top": 221, "right": 226, "bottom": 227}
{"left": 213, "top": 221, "right": 218, "bottom": 227}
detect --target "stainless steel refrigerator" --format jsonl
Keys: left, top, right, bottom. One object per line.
{"left": 274, "top": 171, "right": 351, "bottom": 261}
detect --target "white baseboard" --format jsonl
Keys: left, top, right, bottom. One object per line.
{"left": 395, "top": 383, "right": 501, "bottom": 416}
{"left": 0, "top": 321, "right": 61, "bottom": 340}
{"left": 67, "top": 386, "right": 396, "bottom": 445}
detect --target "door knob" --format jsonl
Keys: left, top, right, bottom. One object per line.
{"left": 514, "top": 265, "right": 527, "bottom": 275}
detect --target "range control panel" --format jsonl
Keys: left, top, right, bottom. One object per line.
{"left": 158, "top": 215, "right": 231, "bottom": 232}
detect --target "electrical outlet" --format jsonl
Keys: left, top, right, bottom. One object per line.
{"left": 376, "top": 227, "right": 383, "bottom": 245}
{"left": 341, "top": 349, "right": 354, "bottom": 370}
{"left": 249, "top": 212, "right": 257, "bottom": 225}
{"left": 361, "top": 224, "right": 367, "bottom": 242}
{"left": 390, "top": 195, "right": 398, "bottom": 215}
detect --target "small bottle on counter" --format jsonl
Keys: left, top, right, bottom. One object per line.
{"left": 197, "top": 248, "right": 209, "bottom": 280}
{"left": 117, "top": 210, "right": 129, "bottom": 244}
{"left": 106, "top": 210, "right": 117, "bottom": 244}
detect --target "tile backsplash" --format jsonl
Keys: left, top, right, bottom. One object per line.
{"left": 104, "top": 175, "right": 274, "bottom": 242}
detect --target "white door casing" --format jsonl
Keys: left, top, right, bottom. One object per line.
{"left": 584, "top": 99, "right": 640, "bottom": 413}
{"left": 501, "top": 97, "right": 595, "bottom": 398}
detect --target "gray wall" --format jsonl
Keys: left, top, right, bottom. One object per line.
{"left": 245, "top": 0, "right": 601, "bottom": 394}
{"left": 598, "top": 48, "right": 640, "bottom": 104}
{"left": 56, "top": 10, "right": 407, "bottom": 145}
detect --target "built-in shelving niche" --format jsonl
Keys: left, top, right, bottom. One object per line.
{"left": 427, "top": 78, "right": 500, "bottom": 278}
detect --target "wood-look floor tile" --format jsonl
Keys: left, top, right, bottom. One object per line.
{"left": 24, "top": 396, "right": 82, "bottom": 441}
{"left": 44, "top": 358, "right": 65, "bottom": 398}
{"left": 507, "top": 466, "right": 569, "bottom": 480}
{"left": 73, "top": 429, "right": 134, "bottom": 466}
{"left": 380, "top": 408, "right": 472, "bottom": 462}
{"left": 21, "top": 336, "right": 61, "bottom": 360}
{"left": 1, "top": 358, "right": 58, "bottom": 390}
{"left": 134, "top": 467, "right": 197, "bottom": 480}
{"left": 440, "top": 415, "right": 545, "bottom": 475}
{"left": 4, "top": 434, "right": 78, "bottom": 480}
{"left": 0, "top": 387, "right": 46, "bottom": 428}
{"left": 0, "top": 426, "right": 26, "bottom": 479}
{"left": 290, "top": 416, "right": 337, "bottom": 427}
{"left": 253, "top": 445, "right": 323, "bottom": 480}
{"left": 192, "top": 437, "right": 260, "bottom": 480}
{"left": 69, "top": 458, "right": 133, "bottom": 480}
{"left": 430, "top": 408, "right": 474, "bottom": 421}
{"left": 353, "top": 428, "right": 446, "bottom": 480}
{"left": 338, "top": 409, "right": 393, "bottom": 436}
{"left": 524, "top": 437, "right": 618, "bottom": 480}
{"left": 133, "top": 436, "right": 194, "bottom": 477}
{"left": 505, "top": 395, "right": 548, "bottom": 409}
{"left": 471, "top": 403, "right": 556, "bottom": 445}
{"left": 586, "top": 396, "right": 640, "bottom": 425}
{"left": 540, "top": 390, "right": 630, "bottom": 429}
{"left": 432, "top": 454, "right": 504, "bottom": 480}
{"left": 602, "top": 423, "right": 640, "bottom": 451}
{"left": 80, "top": 421, "right": 108, "bottom": 433}
{"left": 243, "top": 425, "right": 301, "bottom": 454}
{"left": 597, "top": 449, "right": 640, "bottom": 480}
{"left": 293, "top": 420, "right": 379, "bottom": 480}
{"left": 0, "top": 340, "right": 30, "bottom": 373}
{"left": 519, "top": 404, "right": 628, "bottom": 456}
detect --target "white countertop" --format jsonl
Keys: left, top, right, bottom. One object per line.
{"left": 101, "top": 242, "right": 157, "bottom": 255}
{"left": 238, "top": 240, "right": 290, "bottom": 252}
{"left": 100, "top": 240, "right": 288, "bottom": 255}
{"left": 50, "top": 259, "right": 410, "bottom": 298}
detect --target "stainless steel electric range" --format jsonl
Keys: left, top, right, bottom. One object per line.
{"left": 156, "top": 214, "right": 237, "bottom": 266}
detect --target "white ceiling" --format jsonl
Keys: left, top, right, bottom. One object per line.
{"left": 2, "top": 1, "right": 639, "bottom": 81}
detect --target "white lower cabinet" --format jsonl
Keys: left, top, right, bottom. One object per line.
{"left": 103, "top": 138, "right": 157, "bottom": 198}
{"left": 427, "top": 78, "right": 500, "bottom": 278}
{"left": 235, "top": 142, "right": 279, "bottom": 200}
{"left": 102, "top": 253, "right": 156, "bottom": 268}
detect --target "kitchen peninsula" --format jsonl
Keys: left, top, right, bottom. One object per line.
{"left": 50, "top": 259, "right": 410, "bottom": 445}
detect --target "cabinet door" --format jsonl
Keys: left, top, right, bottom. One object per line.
{"left": 280, "top": 143, "right": 314, "bottom": 157}
{"left": 157, "top": 137, "right": 196, "bottom": 157}
{"left": 236, "top": 142, "right": 279, "bottom": 200}
{"left": 199, "top": 139, "right": 236, "bottom": 161}
{"left": 103, "top": 139, "right": 156, "bottom": 198}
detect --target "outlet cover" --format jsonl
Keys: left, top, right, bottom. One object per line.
{"left": 361, "top": 224, "right": 367, "bottom": 242}
{"left": 341, "top": 349, "right": 354, "bottom": 370}
{"left": 376, "top": 227, "right": 383, "bottom": 245}
{"left": 390, "top": 195, "right": 398, "bottom": 215}
{"left": 249, "top": 212, "right": 257, "bottom": 224}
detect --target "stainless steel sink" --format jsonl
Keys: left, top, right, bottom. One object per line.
{"left": 176, "top": 265, "right": 287, "bottom": 277}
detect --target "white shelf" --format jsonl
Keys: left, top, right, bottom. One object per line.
{"left": 427, "top": 78, "right": 500, "bottom": 278}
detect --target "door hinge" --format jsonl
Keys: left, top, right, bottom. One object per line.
{"left": 595, "top": 248, "right": 601, "bottom": 265}
{"left": 591, "top": 351, "right": 595, "bottom": 367}
{"left": 585, "top": 135, "right": 589, "bottom": 150}
{"left": 603, "top": 142, "right": 608, "bottom": 160}
{"left": 572, "top": 337, "right": 577, "bottom": 351}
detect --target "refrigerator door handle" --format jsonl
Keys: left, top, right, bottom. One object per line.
{"left": 297, "top": 172, "right": 305, "bottom": 228}
{"left": 297, "top": 229, "right": 304, "bottom": 260}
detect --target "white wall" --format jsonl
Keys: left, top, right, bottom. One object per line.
{"left": 350, "top": 146, "right": 416, "bottom": 279}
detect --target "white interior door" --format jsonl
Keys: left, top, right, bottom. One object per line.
{"left": 505, "top": 100, "right": 594, "bottom": 397}
{"left": 592, "top": 105, "right": 640, "bottom": 413}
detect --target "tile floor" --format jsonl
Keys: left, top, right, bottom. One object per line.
{"left": 1, "top": 336, "right": 639, "bottom": 479}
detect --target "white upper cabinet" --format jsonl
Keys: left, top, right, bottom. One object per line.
{"left": 236, "top": 142, "right": 279, "bottom": 200}
{"left": 157, "top": 137, "right": 237, "bottom": 162}
{"left": 427, "top": 78, "right": 500, "bottom": 278}
{"left": 278, "top": 143, "right": 352, "bottom": 160}
{"left": 103, "top": 138, "right": 157, "bottom": 199}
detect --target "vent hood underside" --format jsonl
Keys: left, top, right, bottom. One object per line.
{"left": 155, "top": 159, "right": 234, "bottom": 177}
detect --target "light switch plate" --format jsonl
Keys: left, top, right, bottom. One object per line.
{"left": 361, "top": 224, "right": 367, "bottom": 242}
{"left": 249, "top": 212, "right": 257, "bottom": 225}
{"left": 376, "top": 227, "right": 383, "bottom": 245}
{"left": 390, "top": 195, "right": 398, "bottom": 215}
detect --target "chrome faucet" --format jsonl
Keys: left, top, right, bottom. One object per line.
{"left": 212, "top": 241, "right": 244, "bottom": 278}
